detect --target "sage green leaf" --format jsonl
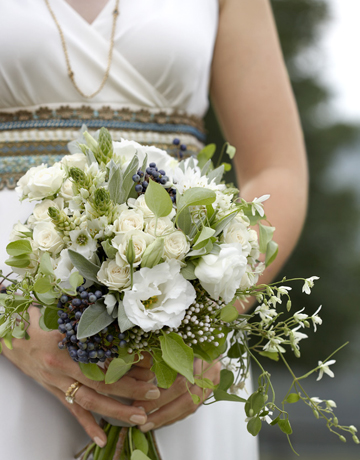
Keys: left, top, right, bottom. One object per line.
{"left": 131, "top": 450, "right": 151, "bottom": 460}
{"left": 218, "top": 369, "right": 234, "bottom": 392}
{"left": 201, "top": 159, "right": 212, "bottom": 176}
{"left": 265, "top": 240, "right": 279, "bottom": 267}
{"left": 212, "top": 212, "right": 237, "bottom": 237}
{"left": 151, "top": 359, "right": 177, "bottom": 389}
{"left": 176, "top": 188, "right": 216, "bottom": 224}
{"left": 145, "top": 179, "right": 173, "bottom": 218}
{"left": 159, "top": 332, "right": 194, "bottom": 383}
{"left": 118, "top": 300, "right": 135, "bottom": 333}
{"left": 191, "top": 394, "right": 201, "bottom": 404}
{"left": 197, "top": 144, "right": 216, "bottom": 169}
{"left": 108, "top": 164, "right": 123, "bottom": 204}
{"left": 43, "top": 307, "right": 59, "bottom": 330}
{"left": 194, "top": 377, "right": 216, "bottom": 390}
{"left": 33, "top": 275, "right": 52, "bottom": 294}
{"left": 213, "top": 389, "right": 246, "bottom": 403}
{"left": 141, "top": 238, "right": 164, "bottom": 268}
{"left": 247, "top": 417, "right": 262, "bottom": 436}
{"left": 105, "top": 356, "right": 134, "bottom": 384}
{"left": 0, "top": 318, "right": 11, "bottom": 338}
{"left": 101, "top": 240, "right": 118, "bottom": 259}
{"left": 77, "top": 301, "right": 114, "bottom": 339}
{"left": 68, "top": 249, "right": 100, "bottom": 283}
{"left": 118, "top": 155, "right": 139, "bottom": 204}
{"left": 285, "top": 393, "right": 300, "bottom": 404}
{"left": 220, "top": 304, "right": 239, "bottom": 322}
{"left": 278, "top": 419, "right": 293, "bottom": 435}
{"left": 258, "top": 351, "right": 279, "bottom": 362}
{"left": 86, "top": 149, "right": 97, "bottom": 166}
{"left": 133, "top": 429, "right": 149, "bottom": 455}
{"left": 5, "top": 255, "right": 30, "bottom": 268}
{"left": 69, "top": 271, "right": 84, "bottom": 291}
{"left": 2, "top": 332, "right": 13, "bottom": 350}
{"left": 177, "top": 206, "right": 192, "bottom": 235}
{"left": 207, "top": 165, "right": 224, "bottom": 185}
{"left": 36, "top": 289, "right": 59, "bottom": 306}
{"left": 6, "top": 240, "right": 32, "bottom": 257}
{"left": 39, "top": 252, "right": 54, "bottom": 276}
{"left": 79, "top": 363, "right": 105, "bottom": 382}
{"left": 193, "top": 226, "right": 216, "bottom": 250}
{"left": 259, "top": 223, "right": 275, "bottom": 253}
{"left": 226, "top": 144, "right": 236, "bottom": 159}
{"left": 180, "top": 262, "right": 197, "bottom": 280}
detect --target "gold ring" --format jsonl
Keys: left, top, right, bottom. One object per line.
{"left": 65, "top": 381, "right": 82, "bottom": 404}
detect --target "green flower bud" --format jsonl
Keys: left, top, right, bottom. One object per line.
{"left": 48, "top": 206, "right": 61, "bottom": 221}
{"left": 352, "top": 435, "right": 359, "bottom": 444}
{"left": 141, "top": 238, "right": 165, "bottom": 268}
{"left": 99, "top": 127, "right": 114, "bottom": 163}
{"left": 312, "top": 409, "right": 319, "bottom": 419}
{"left": 333, "top": 417, "right": 339, "bottom": 426}
{"left": 93, "top": 188, "right": 112, "bottom": 216}
{"left": 303, "top": 320, "right": 310, "bottom": 328}
{"left": 339, "top": 435, "right": 346, "bottom": 443}
{"left": 126, "top": 238, "right": 136, "bottom": 265}
{"left": 286, "top": 300, "right": 291, "bottom": 311}
{"left": 83, "top": 131, "right": 99, "bottom": 155}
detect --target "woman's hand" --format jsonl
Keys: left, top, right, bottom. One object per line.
{"left": 132, "top": 358, "right": 222, "bottom": 432}
{"left": 1, "top": 307, "right": 160, "bottom": 447}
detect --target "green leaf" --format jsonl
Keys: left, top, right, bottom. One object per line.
{"left": 176, "top": 188, "right": 216, "bottom": 224}
{"left": 194, "top": 377, "right": 216, "bottom": 390}
{"left": 141, "top": 238, "right": 165, "bottom": 268}
{"left": 245, "top": 392, "right": 267, "bottom": 416}
{"left": 105, "top": 356, "right": 134, "bottom": 384}
{"left": 265, "top": 240, "right": 278, "bottom": 267}
{"left": 177, "top": 206, "right": 192, "bottom": 235}
{"left": 191, "top": 394, "right": 201, "bottom": 404}
{"left": 220, "top": 304, "right": 239, "bottom": 322}
{"left": 221, "top": 162, "right": 232, "bottom": 172}
{"left": 33, "top": 275, "right": 52, "bottom": 294}
{"left": 180, "top": 262, "right": 197, "bottom": 280}
{"left": 197, "top": 144, "right": 216, "bottom": 169}
{"left": 68, "top": 249, "right": 100, "bottom": 283}
{"left": 69, "top": 271, "right": 84, "bottom": 291}
{"left": 270, "top": 415, "right": 281, "bottom": 426}
{"left": 77, "top": 301, "right": 114, "bottom": 339}
{"left": 212, "top": 212, "right": 237, "bottom": 237}
{"left": 285, "top": 393, "right": 300, "bottom": 404}
{"left": 159, "top": 332, "right": 194, "bottom": 383}
{"left": 201, "top": 159, "right": 212, "bottom": 176}
{"left": 108, "top": 164, "right": 123, "bottom": 204}
{"left": 207, "top": 165, "right": 224, "bottom": 185}
{"left": 278, "top": 419, "right": 293, "bottom": 435}
{"left": 151, "top": 358, "right": 177, "bottom": 389}
{"left": 6, "top": 240, "right": 32, "bottom": 256}
{"left": 2, "top": 332, "right": 13, "bottom": 350}
{"left": 12, "top": 324, "right": 25, "bottom": 339}
{"left": 193, "top": 226, "right": 216, "bottom": 250}
{"left": 226, "top": 144, "right": 236, "bottom": 159}
{"left": 145, "top": 179, "right": 173, "bottom": 218}
{"left": 79, "top": 363, "right": 105, "bottom": 382}
{"left": 259, "top": 224, "right": 275, "bottom": 253}
{"left": 36, "top": 289, "right": 59, "bottom": 305}
{"left": 133, "top": 429, "right": 149, "bottom": 455}
{"left": 218, "top": 369, "right": 234, "bottom": 392}
{"left": 213, "top": 389, "right": 246, "bottom": 403}
{"left": 118, "top": 300, "right": 135, "bottom": 333}
{"left": 101, "top": 240, "right": 118, "bottom": 259}
{"left": 258, "top": 351, "right": 279, "bottom": 362}
{"left": 39, "top": 252, "right": 55, "bottom": 276}
{"left": 131, "top": 450, "right": 151, "bottom": 460}
{"left": 247, "top": 417, "right": 262, "bottom": 436}
{"left": 227, "top": 342, "right": 246, "bottom": 359}
{"left": 43, "top": 307, "right": 59, "bottom": 330}
{"left": 5, "top": 255, "right": 30, "bottom": 268}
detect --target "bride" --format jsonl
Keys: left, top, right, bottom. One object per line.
{"left": 0, "top": 0, "right": 307, "bottom": 459}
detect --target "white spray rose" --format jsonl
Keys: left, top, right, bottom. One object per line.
{"left": 113, "top": 208, "right": 144, "bottom": 233}
{"left": 32, "top": 222, "right": 64, "bottom": 255}
{"left": 60, "top": 153, "right": 87, "bottom": 171}
{"left": 123, "top": 259, "right": 196, "bottom": 332}
{"left": 222, "top": 222, "right": 252, "bottom": 257}
{"left": 28, "top": 198, "right": 64, "bottom": 225}
{"left": 194, "top": 243, "right": 247, "bottom": 303}
{"left": 16, "top": 163, "right": 66, "bottom": 201}
{"left": 145, "top": 217, "right": 174, "bottom": 237}
{"left": 97, "top": 259, "right": 130, "bottom": 291}
{"left": 60, "top": 179, "right": 76, "bottom": 201}
{"left": 112, "top": 230, "right": 154, "bottom": 267}
{"left": 163, "top": 231, "right": 190, "bottom": 261}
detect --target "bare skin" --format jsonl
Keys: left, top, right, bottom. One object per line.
{"left": 2, "top": 0, "right": 307, "bottom": 448}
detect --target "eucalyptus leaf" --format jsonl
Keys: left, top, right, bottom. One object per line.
{"left": 159, "top": 332, "right": 194, "bottom": 383}
{"left": 193, "top": 227, "right": 215, "bottom": 250}
{"left": 212, "top": 212, "right": 237, "bottom": 237}
{"left": 197, "top": 144, "right": 216, "bottom": 169}
{"left": 176, "top": 206, "right": 192, "bottom": 235}
{"left": 79, "top": 363, "right": 105, "bottom": 382}
{"left": 201, "top": 159, "right": 212, "bottom": 176}
{"left": 108, "top": 164, "right": 123, "bottom": 204}
{"left": 207, "top": 165, "right": 224, "bottom": 185}
{"left": 118, "top": 300, "right": 135, "bottom": 333}
{"left": 101, "top": 240, "right": 118, "bottom": 259}
{"left": 131, "top": 450, "right": 151, "bottom": 460}
{"left": 105, "top": 356, "right": 134, "bottom": 384}
{"left": 6, "top": 240, "right": 32, "bottom": 257}
{"left": 36, "top": 289, "right": 59, "bottom": 305}
{"left": 176, "top": 188, "right": 216, "bottom": 224}
{"left": 69, "top": 271, "right": 84, "bottom": 291}
{"left": 145, "top": 180, "right": 173, "bottom": 218}
{"left": 77, "top": 300, "right": 114, "bottom": 339}
{"left": 68, "top": 249, "right": 100, "bottom": 283}
{"left": 33, "top": 275, "right": 52, "bottom": 294}
{"left": 119, "top": 155, "right": 139, "bottom": 204}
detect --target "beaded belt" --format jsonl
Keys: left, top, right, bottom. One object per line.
{"left": 0, "top": 105, "right": 206, "bottom": 190}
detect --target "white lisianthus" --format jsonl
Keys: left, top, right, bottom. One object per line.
{"left": 123, "top": 259, "right": 196, "bottom": 332}
{"left": 194, "top": 243, "right": 247, "bottom": 303}
{"left": 113, "top": 208, "right": 144, "bottom": 233}
{"left": 69, "top": 229, "right": 97, "bottom": 258}
{"left": 16, "top": 163, "right": 66, "bottom": 201}
{"left": 145, "top": 217, "right": 174, "bottom": 237}
{"left": 163, "top": 231, "right": 190, "bottom": 261}
{"left": 97, "top": 259, "right": 130, "bottom": 290}
{"left": 60, "top": 153, "right": 87, "bottom": 171}
{"left": 112, "top": 230, "right": 154, "bottom": 266}
{"left": 33, "top": 222, "right": 64, "bottom": 255}
{"left": 222, "top": 222, "right": 252, "bottom": 257}
{"left": 60, "top": 179, "right": 76, "bottom": 201}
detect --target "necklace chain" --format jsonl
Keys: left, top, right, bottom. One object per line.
{"left": 44, "top": 0, "right": 120, "bottom": 99}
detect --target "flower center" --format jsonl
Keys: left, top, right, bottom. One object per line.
{"left": 142, "top": 296, "right": 158, "bottom": 310}
{"left": 76, "top": 234, "right": 89, "bottom": 246}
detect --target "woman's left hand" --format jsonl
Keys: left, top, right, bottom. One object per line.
{"left": 132, "top": 358, "right": 221, "bottom": 432}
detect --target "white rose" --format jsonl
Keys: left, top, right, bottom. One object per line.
{"left": 16, "top": 163, "right": 66, "bottom": 201}
{"left": 60, "top": 179, "right": 76, "bottom": 201}
{"left": 128, "top": 195, "right": 154, "bottom": 219}
{"left": 60, "top": 153, "right": 87, "bottom": 171}
{"left": 33, "top": 222, "right": 64, "bottom": 255}
{"left": 222, "top": 223, "right": 252, "bottom": 257}
{"left": 113, "top": 209, "right": 144, "bottom": 233}
{"left": 145, "top": 217, "right": 174, "bottom": 237}
{"left": 97, "top": 259, "right": 130, "bottom": 291}
{"left": 163, "top": 231, "right": 190, "bottom": 260}
{"left": 112, "top": 230, "right": 154, "bottom": 266}
{"left": 194, "top": 243, "right": 247, "bottom": 303}
{"left": 123, "top": 259, "right": 196, "bottom": 332}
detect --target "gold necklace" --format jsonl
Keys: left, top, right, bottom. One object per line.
{"left": 44, "top": 0, "right": 120, "bottom": 99}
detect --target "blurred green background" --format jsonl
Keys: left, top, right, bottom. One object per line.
{"left": 205, "top": 1, "right": 360, "bottom": 458}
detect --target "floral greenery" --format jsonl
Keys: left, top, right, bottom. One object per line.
{"left": 0, "top": 128, "right": 358, "bottom": 459}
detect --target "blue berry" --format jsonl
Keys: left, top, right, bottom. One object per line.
{"left": 72, "top": 298, "right": 82, "bottom": 307}
{"left": 89, "top": 294, "right": 97, "bottom": 303}
{"left": 66, "top": 330, "right": 74, "bottom": 337}
{"left": 173, "top": 138, "right": 180, "bottom": 145}
{"left": 58, "top": 341, "right": 65, "bottom": 350}
{"left": 132, "top": 174, "right": 141, "bottom": 182}
{"left": 118, "top": 333, "right": 125, "bottom": 340}
{"left": 80, "top": 291, "right": 88, "bottom": 299}
{"left": 99, "top": 356, "right": 106, "bottom": 363}
{"left": 142, "top": 181, "right": 148, "bottom": 189}
{"left": 149, "top": 162, "right": 156, "bottom": 168}
{"left": 135, "top": 184, "right": 142, "bottom": 193}
{"left": 60, "top": 295, "right": 69, "bottom": 304}
{"left": 87, "top": 342, "right": 95, "bottom": 351}
{"left": 138, "top": 170, "right": 144, "bottom": 177}
{"left": 171, "top": 195, "right": 175, "bottom": 203}
{"left": 97, "top": 349, "right": 105, "bottom": 358}
{"left": 160, "top": 178, "right": 167, "bottom": 185}
{"left": 57, "top": 318, "right": 64, "bottom": 325}
{"left": 70, "top": 335, "right": 77, "bottom": 343}
{"left": 65, "top": 323, "right": 73, "bottom": 331}
{"left": 180, "top": 144, "right": 187, "bottom": 151}
{"left": 102, "top": 327, "right": 108, "bottom": 334}
{"left": 89, "top": 351, "right": 98, "bottom": 359}
{"left": 69, "top": 350, "right": 78, "bottom": 358}
{"left": 57, "top": 300, "right": 63, "bottom": 308}
{"left": 75, "top": 311, "right": 82, "bottom": 320}
{"left": 179, "top": 151, "right": 184, "bottom": 159}
{"left": 119, "top": 340, "right": 127, "bottom": 348}
{"left": 94, "top": 336, "right": 101, "bottom": 344}
{"left": 105, "top": 350, "right": 112, "bottom": 358}
{"left": 106, "top": 334, "right": 114, "bottom": 343}
{"left": 153, "top": 171, "right": 159, "bottom": 179}
{"left": 58, "top": 325, "right": 66, "bottom": 333}
{"left": 77, "top": 285, "right": 85, "bottom": 293}
{"left": 95, "top": 290, "right": 103, "bottom": 299}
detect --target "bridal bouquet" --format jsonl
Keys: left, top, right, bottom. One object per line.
{"left": 0, "top": 128, "right": 358, "bottom": 459}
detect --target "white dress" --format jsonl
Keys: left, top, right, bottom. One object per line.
{"left": 0, "top": 1, "right": 259, "bottom": 459}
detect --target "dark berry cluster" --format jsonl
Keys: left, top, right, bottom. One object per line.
{"left": 172, "top": 138, "right": 187, "bottom": 159}
{"left": 132, "top": 162, "right": 177, "bottom": 202}
{"left": 57, "top": 285, "right": 129, "bottom": 364}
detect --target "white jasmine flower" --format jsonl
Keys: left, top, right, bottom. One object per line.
{"left": 293, "top": 308, "right": 308, "bottom": 325}
{"left": 277, "top": 286, "right": 292, "bottom": 297}
{"left": 123, "top": 259, "right": 196, "bottom": 332}
{"left": 113, "top": 208, "right": 144, "bottom": 233}
{"left": 263, "top": 329, "right": 286, "bottom": 353}
{"left": 255, "top": 303, "right": 277, "bottom": 323}
{"left": 16, "top": 163, "right": 66, "bottom": 201}
{"left": 145, "top": 217, "right": 174, "bottom": 237}
{"left": 222, "top": 222, "right": 252, "bottom": 256}
{"left": 195, "top": 243, "right": 247, "bottom": 303}
{"left": 325, "top": 400, "right": 337, "bottom": 410}
{"left": 32, "top": 222, "right": 64, "bottom": 255}
{"left": 289, "top": 326, "right": 308, "bottom": 350}
{"left": 104, "top": 293, "right": 118, "bottom": 316}
{"left": 163, "top": 231, "right": 190, "bottom": 261}
{"left": 69, "top": 229, "right": 97, "bottom": 258}
{"left": 97, "top": 259, "right": 130, "bottom": 291}
{"left": 112, "top": 230, "right": 154, "bottom": 267}
{"left": 302, "top": 276, "right": 320, "bottom": 295}
{"left": 251, "top": 195, "right": 270, "bottom": 217}
{"left": 316, "top": 360, "right": 336, "bottom": 381}
{"left": 310, "top": 396, "right": 323, "bottom": 406}
{"left": 311, "top": 305, "right": 323, "bottom": 332}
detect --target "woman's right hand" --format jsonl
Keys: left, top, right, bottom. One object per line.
{"left": 1, "top": 307, "right": 160, "bottom": 448}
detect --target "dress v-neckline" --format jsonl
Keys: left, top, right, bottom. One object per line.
{"left": 61, "top": 0, "right": 113, "bottom": 27}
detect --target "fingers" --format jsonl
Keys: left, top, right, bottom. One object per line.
{"left": 126, "top": 366, "right": 155, "bottom": 382}
{"left": 42, "top": 383, "right": 108, "bottom": 448}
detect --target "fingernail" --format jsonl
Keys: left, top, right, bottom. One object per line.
{"left": 145, "top": 389, "right": 160, "bottom": 400}
{"left": 130, "top": 414, "right": 147, "bottom": 425}
{"left": 139, "top": 422, "right": 154, "bottom": 433}
{"left": 94, "top": 436, "right": 107, "bottom": 448}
